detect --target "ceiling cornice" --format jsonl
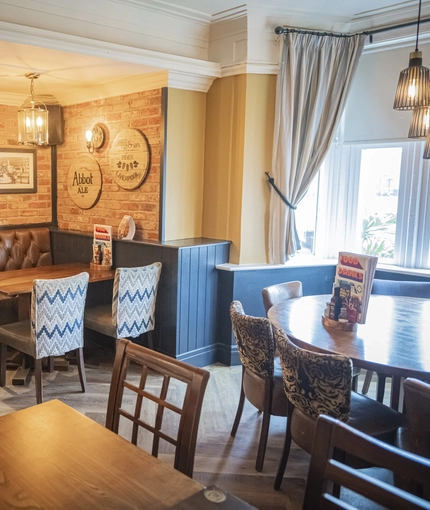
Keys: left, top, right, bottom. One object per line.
{"left": 0, "top": 20, "right": 220, "bottom": 104}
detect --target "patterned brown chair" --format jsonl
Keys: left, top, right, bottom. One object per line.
{"left": 230, "top": 301, "right": 289, "bottom": 472}
{"left": 273, "top": 328, "right": 406, "bottom": 490}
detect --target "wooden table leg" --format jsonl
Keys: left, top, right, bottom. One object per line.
{"left": 12, "top": 355, "right": 31, "bottom": 386}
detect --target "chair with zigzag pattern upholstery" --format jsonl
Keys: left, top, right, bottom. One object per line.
{"left": 0, "top": 272, "right": 89, "bottom": 404}
{"left": 84, "top": 262, "right": 162, "bottom": 350}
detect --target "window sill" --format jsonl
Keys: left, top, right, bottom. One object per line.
{"left": 217, "top": 259, "right": 430, "bottom": 279}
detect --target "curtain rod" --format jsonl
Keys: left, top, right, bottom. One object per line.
{"left": 275, "top": 18, "right": 430, "bottom": 42}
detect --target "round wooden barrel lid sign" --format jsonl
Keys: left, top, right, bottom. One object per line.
{"left": 110, "top": 128, "right": 151, "bottom": 190}
{"left": 67, "top": 154, "right": 102, "bottom": 209}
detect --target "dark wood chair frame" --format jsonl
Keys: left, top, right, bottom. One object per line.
{"left": 303, "top": 414, "right": 430, "bottom": 510}
{"left": 106, "top": 338, "right": 210, "bottom": 478}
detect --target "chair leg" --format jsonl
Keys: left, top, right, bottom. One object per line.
{"left": 231, "top": 367, "right": 246, "bottom": 437}
{"left": 0, "top": 343, "right": 6, "bottom": 387}
{"left": 76, "top": 348, "right": 87, "bottom": 393}
{"left": 47, "top": 355, "right": 55, "bottom": 373}
{"left": 362, "top": 370, "right": 373, "bottom": 395}
{"left": 256, "top": 378, "right": 273, "bottom": 472}
{"left": 147, "top": 330, "right": 154, "bottom": 350}
{"left": 274, "top": 404, "right": 293, "bottom": 491}
{"left": 34, "top": 359, "right": 43, "bottom": 404}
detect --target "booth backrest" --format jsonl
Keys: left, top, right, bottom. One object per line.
{"left": 0, "top": 228, "right": 52, "bottom": 271}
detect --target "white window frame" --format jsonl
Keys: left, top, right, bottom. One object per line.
{"left": 309, "top": 140, "right": 430, "bottom": 269}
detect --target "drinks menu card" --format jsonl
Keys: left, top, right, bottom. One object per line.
{"left": 331, "top": 252, "right": 378, "bottom": 324}
{"left": 92, "top": 224, "right": 113, "bottom": 268}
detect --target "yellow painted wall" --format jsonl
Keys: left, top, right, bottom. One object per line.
{"left": 203, "top": 75, "right": 246, "bottom": 263}
{"left": 164, "top": 88, "right": 206, "bottom": 241}
{"left": 241, "top": 74, "right": 276, "bottom": 264}
{"left": 202, "top": 74, "right": 276, "bottom": 263}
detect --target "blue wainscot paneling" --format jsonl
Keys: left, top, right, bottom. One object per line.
{"left": 50, "top": 229, "right": 230, "bottom": 367}
{"left": 216, "top": 264, "right": 337, "bottom": 366}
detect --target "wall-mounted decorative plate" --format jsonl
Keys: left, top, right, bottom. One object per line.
{"left": 109, "top": 128, "right": 151, "bottom": 190}
{"left": 67, "top": 154, "right": 102, "bottom": 209}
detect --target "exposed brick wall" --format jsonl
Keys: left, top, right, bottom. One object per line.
{"left": 0, "top": 104, "right": 52, "bottom": 226}
{"left": 57, "top": 89, "right": 161, "bottom": 241}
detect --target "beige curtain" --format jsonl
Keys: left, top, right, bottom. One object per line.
{"left": 269, "top": 32, "right": 366, "bottom": 264}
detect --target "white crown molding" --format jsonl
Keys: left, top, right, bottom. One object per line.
{"left": 212, "top": 5, "right": 248, "bottom": 23}
{"left": 221, "top": 62, "right": 278, "bottom": 77}
{"left": 364, "top": 27, "right": 430, "bottom": 53}
{"left": 168, "top": 71, "right": 218, "bottom": 92}
{"left": 111, "top": 0, "right": 212, "bottom": 23}
{"left": 0, "top": 21, "right": 220, "bottom": 100}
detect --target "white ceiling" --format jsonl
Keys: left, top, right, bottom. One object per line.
{"left": 0, "top": 0, "right": 428, "bottom": 106}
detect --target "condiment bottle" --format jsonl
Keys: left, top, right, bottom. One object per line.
{"left": 329, "top": 286, "right": 342, "bottom": 321}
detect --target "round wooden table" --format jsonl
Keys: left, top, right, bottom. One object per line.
{"left": 268, "top": 294, "right": 430, "bottom": 409}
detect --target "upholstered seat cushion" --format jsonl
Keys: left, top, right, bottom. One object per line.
{"left": 84, "top": 304, "right": 115, "bottom": 338}
{"left": 291, "top": 391, "right": 407, "bottom": 454}
{"left": 244, "top": 357, "right": 288, "bottom": 416}
{"left": 0, "top": 320, "right": 34, "bottom": 357}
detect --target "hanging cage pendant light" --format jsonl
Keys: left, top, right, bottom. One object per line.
{"left": 393, "top": 0, "right": 430, "bottom": 110}
{"left": 409, "top": 106, "right": 430, "bottom": 137}
{"left": 17, "top": 72, "right": 49, "bottom": 146}
{"left": 424, "top": 133, "right": 430, "bottom": 158}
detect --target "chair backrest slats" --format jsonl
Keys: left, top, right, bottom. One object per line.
{"left": 106, "top": 338, "right": 209, "bottom": 477}
{"left": 303, "top": 415, "right": 430, "bottom": 510}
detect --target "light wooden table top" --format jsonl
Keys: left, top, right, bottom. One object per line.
{"left": 0, "top": 399, "right": 203, "bottom": 509}
{"left": 268, "top": 294, "right": 430, "bottom": 380}
{"left": 0, "top": 262, "right": 115, "bottom": 296}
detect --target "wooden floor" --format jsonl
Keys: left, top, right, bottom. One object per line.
{"left": 0, "top": 342, "right": 386, "bottom": 510}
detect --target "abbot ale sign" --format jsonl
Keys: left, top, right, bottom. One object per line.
{"left": 67, "top": 154, "right": 102, "bottom": 209}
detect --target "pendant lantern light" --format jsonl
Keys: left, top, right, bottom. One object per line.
{"left": 423, "top": 133, "right": 430, "bottom": 159}
{"left": 409, "top": 106, "right": 430, "bottom": 137}
{"left": 17, "top": 72, "right": 49, "bottom": 146}
{"left": 393, "top": 0, "right": 430, "bottom": 110}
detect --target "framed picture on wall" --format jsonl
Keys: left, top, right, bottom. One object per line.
{"left": 0, "top": 148, "right": 37, "bottom": 193}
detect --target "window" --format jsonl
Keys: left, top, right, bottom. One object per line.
{"left": 294, "top": 140, "right": 430, "bottom": 269}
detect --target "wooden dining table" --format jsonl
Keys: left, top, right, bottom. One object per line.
{"left": 0, "top": 399, "right": 203, "bottom": 509}
{"left": 0, "top": 262, "right": 115, "bottom": 320}
{"left": 268, "top": 294, "right": 430, "bottom": 410}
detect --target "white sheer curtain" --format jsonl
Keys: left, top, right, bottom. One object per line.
{"left": 269, "top": 31, "right": 366, "bottom": 264}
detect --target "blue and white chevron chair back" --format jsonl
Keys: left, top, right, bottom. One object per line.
{"left": 112, "top": 262, "right": 162, "bottom": 338}
{"left": 31, "top": 272, "right": 89, "bottom": 359}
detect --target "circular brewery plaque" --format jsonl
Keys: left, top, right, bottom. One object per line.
{"left": 110, "top": 128, "right": 151, "bottom": 190}
{"left": 67, "top": 154, "right": 102, "bottom": 209}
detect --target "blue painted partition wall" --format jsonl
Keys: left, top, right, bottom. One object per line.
{"left": 50, "top": 228, "right": 230, "bottom": 367}
{"left": 216, "top": 264, "right": 337, "bottom": 365}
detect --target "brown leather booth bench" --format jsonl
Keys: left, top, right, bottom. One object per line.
{"left": 0, "top": 228, "right": 52, "bottom": 324}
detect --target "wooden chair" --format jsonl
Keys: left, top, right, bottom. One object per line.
{"left": 362, "top": 279, "right": 430, "bottom": 400}
{"left": 262, "top": 280, "right": 303, "bottom": 315}
{"left": 85, "top": 262, "right": 162, "bottom": 349}
{"left": 230, "top": 301, "right": 289, "bottom": 472}
{"left": 273, "top": 328, "right": 406, "bottom": 490}
{"left": 303, "top": 414, "right": 430, "bottom": 510}
{"left": 398, "top": 378, "right": 430, "bottom": 459}
{"left": 0, "top": 272, "right": 89, "bottom": 404}
{"left": 106, "top": 338, "right": 209, "bottom": 478}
